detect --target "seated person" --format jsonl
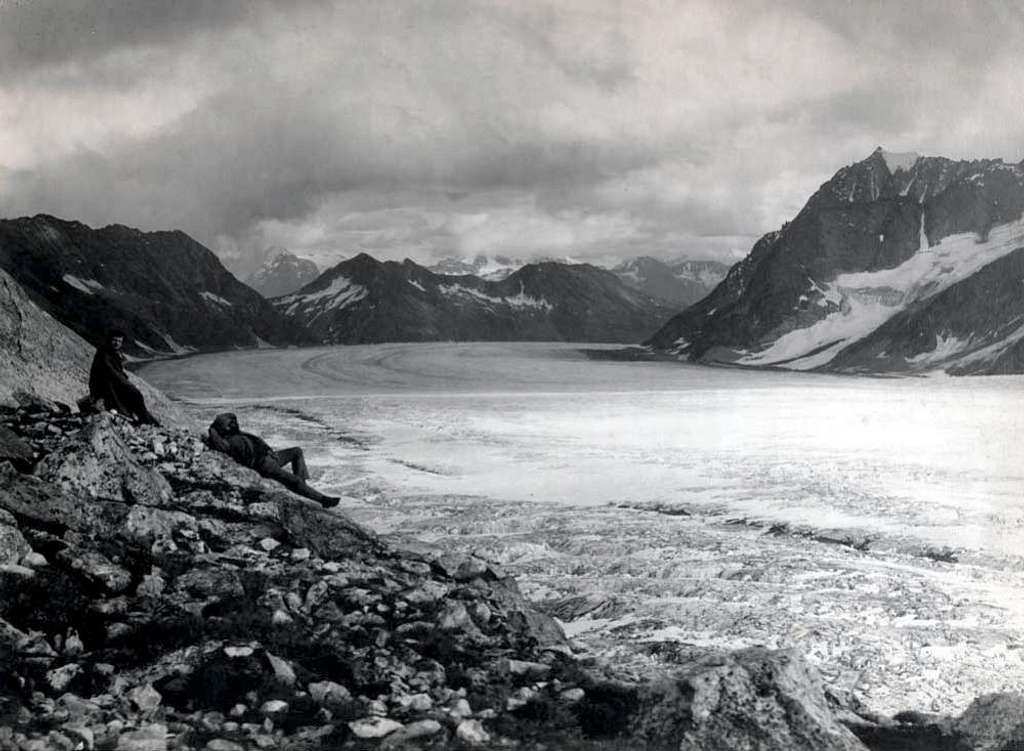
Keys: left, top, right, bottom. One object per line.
{"left": 207, "top": 412, "right": 339, "bottom": 508}
{"left": 89, "top": 329, "right": 160, "bottom": 426}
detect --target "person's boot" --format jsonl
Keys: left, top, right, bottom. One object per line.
{"left": 318, "top": 494, "right": 340, "bottom": 509}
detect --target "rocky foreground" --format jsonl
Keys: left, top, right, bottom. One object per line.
{"left": 0, "top": 404, "right": 1021, "bottom": 750}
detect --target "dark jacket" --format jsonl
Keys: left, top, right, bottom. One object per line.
{"left": 208, "top": 414, "right": 273, "bottom": 469}
{"left": 89, "top": 345, "right": 140, "bottom": 415}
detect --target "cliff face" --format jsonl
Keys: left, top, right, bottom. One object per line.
{"left": 0, "top": 267, "right": 93, "bottom": 409}
{"left": 646, "top": 149, "right": 1024, "bottom": 374}
{"left": 0, "top": 215, "right": 307, "bottom": 357}
{"left": 275, "top": 254, "right": 674, "bottom": 345}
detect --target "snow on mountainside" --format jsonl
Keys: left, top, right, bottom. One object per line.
{"left": 612, "top": 256, "right": 730, "bottom": 309}
{"left": 0, "top": 215, "right": 306, "bottom": 356}
{"left": 646, "top": 148, "right": 1024, "bottom": 375}
{"left": 274, "top": 253, "right": 673, "bottom": 344}
{"left": 243, "top": 249, "right": 319, "bottom": 298}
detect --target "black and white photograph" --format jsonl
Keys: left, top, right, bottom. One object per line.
{"left": 1, "top": 1, "right": 1023, "bottom": 749}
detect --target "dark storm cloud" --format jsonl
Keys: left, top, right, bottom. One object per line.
{"left": 2, "top": 0, "right": 1023, "bottom": 269}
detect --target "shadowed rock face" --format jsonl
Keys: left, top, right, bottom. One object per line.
{"left": 0, "top": 214, "right": 308, "bottom": 357}
{"left": 275, "top": 254, "right": 675, "bottom": 345}
{"left": 647, "top": 149, "right": 1024, "bottom": 374}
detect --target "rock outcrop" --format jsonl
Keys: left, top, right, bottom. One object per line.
{"left": 0, "top": 402, "right": 956, "bottom": 751}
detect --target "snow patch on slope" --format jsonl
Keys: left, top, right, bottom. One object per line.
{"left": 439, "top": 283, "right": 553, "bottom": 311}
{"left": 62, "top": 274, "right": 104, "bottom": 295}
{"left": 277, "top": 275, "right": 369, "bottom": 317}
{"left": 738, "top": 213, "right": 1024, "bottom": 369}
{"left": 200, "top": 290, "right": 232, "bottom": 307}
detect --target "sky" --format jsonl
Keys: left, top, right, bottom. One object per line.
{"left": 1, "top": 0, "right": 1023, "bottom": 276}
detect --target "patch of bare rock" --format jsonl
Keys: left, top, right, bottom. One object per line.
{"left": 0, "top": 403, "right": 1020, "bottom": 750}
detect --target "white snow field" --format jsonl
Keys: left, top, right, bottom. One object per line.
{"left": 141, "top": 342, "right": 1024, "bottom": 715}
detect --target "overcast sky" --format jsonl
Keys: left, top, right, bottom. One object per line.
{"left": 2, "top": 0, "right": 1023, "bottom": 274}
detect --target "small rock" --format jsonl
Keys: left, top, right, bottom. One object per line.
{"left": 308, "top": 681, "right": 351, "bottom": 707}
{"left": 367, "top": 699, "right": 389, "bottom": 717}
{"left": 560, "top": 687, "right": 585, "bottom": 703}
{"left": 264, "top": 652, "right": 296, "bottom": 687}
{"left": 63, "top": 629, "right": 84, "bottom": 657}
{"left": 290, "top": 547, "right": 311, "bottom": 562}
{"left": 136, "top": 573, "right": 166, "bottom": 598}
{"left": 62, "top": 724, "right": 95, "bottom": 750}
{"left": 229, "top": 703, "right": 247, "bottom": 718}
{"left": 398, "top": 693, "right": 433, "bottom": 713}
{"left": 260, "top": 700, "right": 289, "bottom": 718}
{"left": 449, "top": 698, "right": 472, "bottom": 719}
{"left": 384, "top": 719, "right": 443, "bottom": 747}
{"left": 348, "top": 717, "right": 403, "bottom": 739}
{"left": 47, "top": 730, "right": 76, "bottom": 751}
{"left": 224, "top": 645, "right": 254, "bottom": 658}
{"left": 128, "top": 684, "right": 162, "bottom": 715}
{"left": 114, "top": 723, "right": 167, "bottom": 751}
{"left": 257, "top": 538, "right": 280, "bottom": 552}
{"left": 505, "top": 659, "right": 551, "bottom": 679}
{"left": 47, "top": 664, "right": 82, "bottom": 692}
{"left": 321, "top": 561, "right": 342, "bottom": 573}
{"left": 206, "top": 740, "right": 244, "bottom": 751}
{"left": 455, "top": 719, "right": 491, "bottom": 746}
{"left": 271, "top": 609, "right": 293, "bottom": 625}
{"left": 20, "top": 551, "right": 48, "bottom": 568}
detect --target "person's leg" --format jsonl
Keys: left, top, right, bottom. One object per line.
{"left": 272, "top": 448, "right": 309, "bottom": 480}
{"left": 257, "top": 456, "right": 338, "bottom": 508}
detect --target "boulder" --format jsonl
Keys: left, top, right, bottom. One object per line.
{"left": 0, "top": 425, "right": 34, "bottom": 471}
{"left": 39, "top": 416, "right": 172, "bottom": 507}
{"left": 0, "top": 515, "right": 30, "bottom": 566}
{"left": 954, "top": 692, "right": 1024, "bottom": 750}
{"left": 625, "top": 648, "right": 868, "bottom": 751}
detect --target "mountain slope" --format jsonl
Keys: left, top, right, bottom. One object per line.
{"left": 0, "top": 215, "right": 306, "bottom": 356}
{"left": 274, "top": 254, "right": 674, "bottom": 344}
{"left": 646, "top": 149, "right": 1024, "bottom": 374}
{"left": 243, "top": 249, "right": 319, "bottom": 298}
{"left": 612, "top": 256, "right": 730, "bottom": 309}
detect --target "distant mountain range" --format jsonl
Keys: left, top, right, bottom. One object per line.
{"left": 0, "top": 215, "right": 305, "bottom": 356}
{"left": 611, "top": 256, "right": 730, "bottom": 309}
{"left": 273, "top": 253, "right": 675, "bottom": 344}
{"left": 244, "top": 249, "right": 319, "bottom": 298}
{"left": 648, "top": 148, "right": 1024, "bottom": 375}
{"left": 426, "top": 254, "right": 525, "bottom": 280}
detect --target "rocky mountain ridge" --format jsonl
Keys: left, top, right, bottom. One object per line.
{"left": 243, "top": 251, "right": 319, "bottom": 299}
{"left": 647, "top": 148, "right": 1024, "bottom": 374}
{"left": 274, "top": 254, "right": 675, "bottom": 345}
{"left": 0, "top": 216, "right": 306, "bottom": 358}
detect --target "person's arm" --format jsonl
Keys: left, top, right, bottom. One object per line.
{"left": 99, "top": 351, "right": 133, "bottom": 387}
{"left": 207, "top": 424, "right": 233, "bottom": 454}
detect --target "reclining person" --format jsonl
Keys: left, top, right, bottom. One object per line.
{"left": 207, "top": 413, "right": 340, "bottom": 508}
{"left": 89, "top": 329, "right": 160, "bottom": 426}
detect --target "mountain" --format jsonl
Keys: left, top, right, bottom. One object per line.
{"left": 243, "top": 249, "right": 319, "bottom": 298}
{"left": 0, "top": 215, "right": 307, "bottom": 357}
{"left": 274, "top": 253, "right": 674, "bottom": 344}
{"left": 646, "top": 148, "right": 1024, "bottom": 374}
{"left": 427, "top": 254, "right": 527, "bottom": 280}
{"left": 612, "top": 256, "right": 730, "bottom": 309}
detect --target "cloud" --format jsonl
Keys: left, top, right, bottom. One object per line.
{"left": 1, "top": 0, "right": 1023, "bottom": 271}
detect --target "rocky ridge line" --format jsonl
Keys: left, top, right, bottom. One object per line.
{"left": 0, "top": 404, "right": 1021, "bottom": 750}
